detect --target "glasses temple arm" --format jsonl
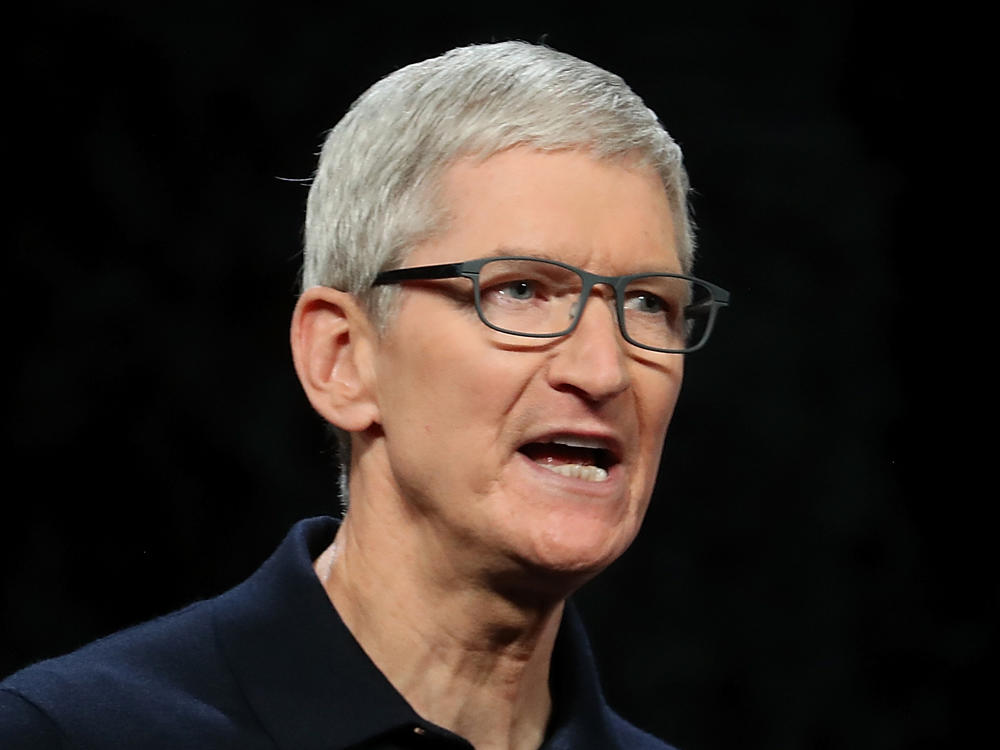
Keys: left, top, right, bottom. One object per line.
{"left": 373, "top": 263, "right": 466, "bottom": 285}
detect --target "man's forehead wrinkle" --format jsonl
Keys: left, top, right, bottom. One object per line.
{"left": 439, "top": 246, "right": 681, "bottom": 275}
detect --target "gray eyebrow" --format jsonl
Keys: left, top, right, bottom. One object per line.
{"left": 479, "top": 249, "right": 683, "bottom": 276}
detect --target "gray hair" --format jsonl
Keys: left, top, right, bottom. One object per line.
{"left": 301, "top": 41, "right": 696, "bottom": 506}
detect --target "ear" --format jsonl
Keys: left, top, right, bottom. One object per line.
{"left": 290, "top": 286, "right": 381, "bottom": 432}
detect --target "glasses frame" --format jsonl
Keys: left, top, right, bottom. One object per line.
{"left": 372, "top": 255, "right": 731, "bottom": 354}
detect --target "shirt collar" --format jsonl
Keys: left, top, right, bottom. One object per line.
{"left": 211, "top": 516, "right": 621, "bottom": 749}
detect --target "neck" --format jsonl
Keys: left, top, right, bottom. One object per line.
{"left": 313, "top": 498, "right": 566, "bottom": 750}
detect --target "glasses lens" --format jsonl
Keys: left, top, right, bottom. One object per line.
{"left": 477, "top": 259, "right": 581, "bottom": 335}
{"left": 622, "top": 276, "right": 716, "bottom": 352}
{"left": 476, "top": 260, "right": 719, "bottom": 352}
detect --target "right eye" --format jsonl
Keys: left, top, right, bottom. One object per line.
{"left": 497, "top": 280, "right": 536, "bottom": 301}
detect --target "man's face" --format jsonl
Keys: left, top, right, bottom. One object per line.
{"left": 364, "top": 147, "right": 684, "bottom": 587}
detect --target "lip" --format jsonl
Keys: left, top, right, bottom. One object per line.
{"left": 512, "top": 427, "right": 628, "bottom": 501}
{"left": 516, "top": 429, "right": 625, "bottom": 465}
{"left": 514, "top": 450, "right": 628, "bottom": 499}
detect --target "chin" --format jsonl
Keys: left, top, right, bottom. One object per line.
{"left": 501, "top": 519, "right": 639, "bottom": 598}
{"left": 482, "top": 465, "right": 650, "bottom": 596}
{"left": 542, "top": 528, "right": 633, "bottom": 572}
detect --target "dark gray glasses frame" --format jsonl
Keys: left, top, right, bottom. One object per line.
{"left": 372, "top": 255, "right": 731, "bottom": 354}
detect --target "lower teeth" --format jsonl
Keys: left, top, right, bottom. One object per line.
{"left": 537, "top": 463, "right": 609, "bottom": 482}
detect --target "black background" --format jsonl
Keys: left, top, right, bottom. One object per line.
{"left": 5, "top": 3, "right": 990, "bottom": 749}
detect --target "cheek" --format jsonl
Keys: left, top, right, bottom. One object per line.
{"left": 379, "top": 331, "right": 523, "bottom": 445}
{"left": 637, "top": 370, "right": 683, "bottom": 459}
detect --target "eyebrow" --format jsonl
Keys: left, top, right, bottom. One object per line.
{"left": 477, "top": 246, "right": 559, "bottom": 261}
{"left": 475, "top": 247, "right": 684, "bottom": 275}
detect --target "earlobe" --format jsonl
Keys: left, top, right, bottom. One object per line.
{"left": 290, "top": 287, "right": 381, "bottom": 432}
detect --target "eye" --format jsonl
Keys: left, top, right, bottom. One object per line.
{"left": 497, "top": 279, "right": 537, "bottom": 300}
{"left": 624, "top": 291, "right": 668, "bottom": 314}
{"left": 480, "top": 276, "right": 550, "bottom": 313}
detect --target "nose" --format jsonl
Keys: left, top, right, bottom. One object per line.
{"left": 545, "top": 290, "right": 630, "bottom": 402}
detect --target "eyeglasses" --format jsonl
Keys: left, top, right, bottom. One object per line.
{"left": 372, "top": 256, "right": 730, "bottom": 354}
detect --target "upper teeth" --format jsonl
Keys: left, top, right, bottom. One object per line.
{"left": 549, "top": 436, "right": 607, "bottom": 450}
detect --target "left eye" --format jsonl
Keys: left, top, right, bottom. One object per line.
{"left": 624, "top": 292, "right": 667, "bottom": 314}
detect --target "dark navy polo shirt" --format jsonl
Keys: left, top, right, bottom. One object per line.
{"left": 1, "top": 517, "right": 675, "bottom": 749}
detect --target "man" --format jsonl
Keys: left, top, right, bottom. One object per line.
{"left": 1, "top": 42, "right": 728, "bottom": 749}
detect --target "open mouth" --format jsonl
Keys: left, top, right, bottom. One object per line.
{"left": 518, "top": 436, "right": 619, "bottom": 483}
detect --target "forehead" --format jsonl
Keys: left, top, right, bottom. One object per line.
{"left": 409, "top": 147, "right": 681, "bottom": 274}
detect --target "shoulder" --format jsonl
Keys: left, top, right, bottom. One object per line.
{"left": 0, "top": 688, "right": 63, "bottom": 749}
{"left": 3, "top": 598, "right": 215, "bottom": 700}
{"left": 0, "top": 599, "right": 267, "bottom": 749}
